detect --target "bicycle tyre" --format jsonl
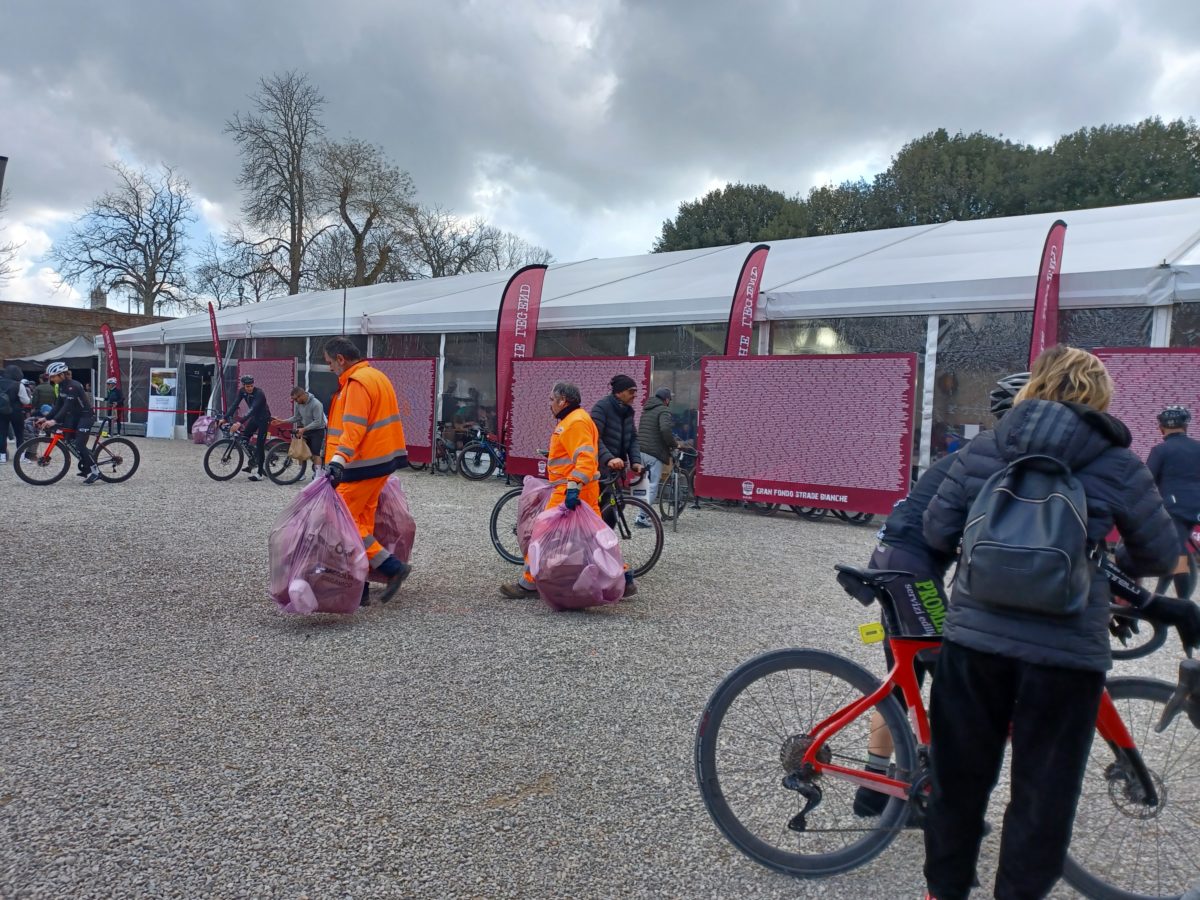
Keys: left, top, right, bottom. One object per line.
{"left": 94, "top": 437, "right": 140, "bottom": 483}
{"left": 265, "top": 443, "right": 307, "bottom": 485}
{"left": 458, "top": 441, "right": 496, "bottom": 480}
{"left": 658, "top": 477, "right": 685, "bottom": 523}
{"left": 846, "top": 512, "right": 876, "bottom": 526}
{"left": 612, "top": 497, "right": 663, "bottom": 577}
{"left": 1109, "top": 611, "right": 1169, "bottom": 661}
{"left": 754, "top": 503, "right": 780, "bottom": 516}
{"left": 203, "top": 439, "right": 245, "bottom": 481}
{"left": 409, "top": 461, "right": 428, "bottom": 472}
{"left": 695, "top": 648, "right": 917, "bottom": 879}
{"left": 12, "top": 437, "right": 70, "bottom": 485}
{"left": 489, "top": 487, "right": 524, "bottom": 564}
{"left": 794, "top": 507, "right": 828, "bottom": 520}
{"left": 1063, "top": 676, "right": 1199, "bottom": 900}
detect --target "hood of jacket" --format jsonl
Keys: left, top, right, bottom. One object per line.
{"left": 641, "top": 396, "right": 667, "bottom": 416}
{"left": 1, "top": 364, "right": 22, "bottom": 383}
{"left": 993, "top": 399, "right": 1130, "bottom": 471}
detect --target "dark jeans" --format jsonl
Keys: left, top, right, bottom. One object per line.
{"left": 0, "top": 411, "right": 22, "bottom": 456}
{"left": 924, "top": 640, "right": 1105, "bottom": 900}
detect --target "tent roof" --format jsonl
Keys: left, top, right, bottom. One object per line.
{"left": 106, "top": 197, "right": 1200, "bottom": 348}
{"left": 8, "top": 335, "right": 100, "bottom": 368}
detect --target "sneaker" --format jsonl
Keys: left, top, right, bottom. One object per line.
{"left": 633, "top": 518, "right": 653, "bottom": 529}
{"left": 622, "top": 579, "right": 638, "bottom": 599}
{"left": 378, "top": 561, "right": 412, "bottom": 604}
{"left": 500, "top": 581, "right": 537, "bottom": 599}
{"left": 0, "top": 453, "right": 7, "bottom": 464}
{"left": 248, "top": 474, "right": 262, "bottom": 482}
{"left": 83, "top": 470, "right": 102, "bottom": 485}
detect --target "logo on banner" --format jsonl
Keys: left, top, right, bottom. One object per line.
{"left": 538, "top": 459, "right": 547, "bottom": 476}
{"left": 741, "top": 480, "right": 755, "bottom": 498}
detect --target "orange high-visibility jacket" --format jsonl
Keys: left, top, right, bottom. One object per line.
{"left": 547, "top": 407, "right": 600, "bottom": 489}
{"left": 325, "top": 360, "right": 407, "bottom": 481}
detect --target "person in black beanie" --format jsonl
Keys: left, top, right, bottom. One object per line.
{"left": 590, "top": 374, "right": 644, "bottom": 597}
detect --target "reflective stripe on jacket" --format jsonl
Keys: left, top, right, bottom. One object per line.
{"left": 325, "top": 360, "right": 407, "bottom": 481}
{"left": 547, "top": 407, "right": 600, "bottom": 488}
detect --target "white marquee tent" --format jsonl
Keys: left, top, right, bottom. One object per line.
{"left": 107, "top": 196, "right": 1200, "bottom": 348}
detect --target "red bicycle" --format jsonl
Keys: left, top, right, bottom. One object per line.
{"left": 695, "top": 565, "right": 1200, "bottom": 899}
{"left": 13, "top": 417, "right": 140, "bottom": 486}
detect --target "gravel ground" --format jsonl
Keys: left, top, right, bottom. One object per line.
{"left": 0, "top": 439, "right": 1187, "bottom": 899}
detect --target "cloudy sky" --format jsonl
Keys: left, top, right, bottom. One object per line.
{"left": 2, "top": 0, "right": 1198, "bottom": 308}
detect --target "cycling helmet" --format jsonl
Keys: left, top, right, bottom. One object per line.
{"left": 988, "top": 371, "right": 1030, "bottom": 419}
{"left": 45, "top": 361, "right": 68, "bottom": 376}
{"left": 240, "top": 374, "right": 255, "bottom": 385}
{"left": 106, "top": 377, "right": 118, "bottom": 385}
{"left": 1158, "top": 405, "right": 1192, "bottom": 429}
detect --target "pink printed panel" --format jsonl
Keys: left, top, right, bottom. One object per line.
{"left": 695, "top": 354, "right": 917, "bottom": 514}
{"left": 508, "top": 357, "right": 653, "bottom": 478}
{"left": 1095, "top": 348, "right": 1200, "bottom": 461}
{"left": 237, "top": 358, "right": 295, "bottom": 426}
{"left": 368, "top": 358, "right": 437, "bottom": 465}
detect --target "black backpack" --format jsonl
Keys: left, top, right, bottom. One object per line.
{"left": 0, "top": 382, "right": 12, "bottom": 417}
{"left": 960, "top": 453, "right": 1092, "bottom": 617}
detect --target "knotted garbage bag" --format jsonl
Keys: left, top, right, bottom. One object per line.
{"left": 367, "top": 476, "right": 417, "bottom": 584}
{"left": 517, "top": 476, "right": 555, "bottom": 557}
{"left": 268, "top": 477, "right": 368, "bottom": 614}
{"left": 528, "top": 503, "right": 624, "bottom": 611}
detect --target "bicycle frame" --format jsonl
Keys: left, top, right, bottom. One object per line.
{"left": 39, "top": 417, "right": 111, "bottom": 460}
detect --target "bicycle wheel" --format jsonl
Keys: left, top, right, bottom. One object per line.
{"left": 489, "top": 487, "right": 524, "bottom": 564}
{"left": 846, "top": 512, "right": 876, "bottom": 526}
{"left": 754, "top": 503, "right": 781, "bottom": 516}
{"left": 203, "top": 439, "right": 245, "bottom": 481}
{"left": 1063, "top": 676, "right": 1200, "bottom": 900}
{"left": 1109, "top": 611, "right": 1170, "bottom": 662}
{"left": 695, "top": 648, "right": 917, "bottom": 879}
{"left": 12, "top": 437, "right": 70, "bottom": 485}
{"left": 793, "top": 507, "right": 828, "bottom": 520}
{"left": 609, "top": 497, "right": 663, "bottom": 577}
{"left": 458, "top": 441, "right": 496, "bottom": 480}
{"left": 409, "top": 461, "right": 428, "bottom": 473}
{"left": 658, "top": 477, "right": 685, "bottom": 523}
{"left": 265, "top": 443, "right": 307, "bottom": 485}
{"left": 94, "top": 437, "right": 140, "bottom": 483}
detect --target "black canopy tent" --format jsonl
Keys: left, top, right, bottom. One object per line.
{"left": 5, "top": 335, "right": 99, "bottom": 388}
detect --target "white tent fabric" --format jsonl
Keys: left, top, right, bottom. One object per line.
{"left": 106, "top": 197, "right": 1200, "bottom": 348}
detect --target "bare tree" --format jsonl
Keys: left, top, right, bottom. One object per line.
{"left": 0, "top": 190, "right": 20, "bottom": 289}
{"left": 225, "top": 71, "right": 326, "bottom": 295}
{"left": 395, "top": 205, "right": 501, "bottom": 278}
{"left": 189, "top": 236, "right": 242, "bottom": 310}
{"left": 476, "top": 228, "right": 554, "bottom": 270}
{"left": 46, "top": 163, "right": 193, "bottom": 314}
{"left": 313, "top": 137, "right": 416, "bottom": 287}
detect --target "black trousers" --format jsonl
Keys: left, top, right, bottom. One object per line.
{"left": 923, "top": 640, "right": 1105, "bottom": 900}
{"left": 72, "top": 418, "right": 96, "bottom": 471}
{"left": 0, "top": 410, "right": 22, "bottom": 456}
{"left": 246, "top": 421, "right": 269, "bottom": 474}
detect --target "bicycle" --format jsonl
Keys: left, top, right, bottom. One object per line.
{"left": 489, "top": 469, "right": 665, "bottom": 577}
{"left": 458, "top": 424, "right": 508, "bottom": 481}
{"left": 695, "top": 564, "right": 1200, "bottom": 899}
{"left": 203, "top": 422, "right": 287, "bottom": 482}
{"left": 14, "top": 417, "right": 140, "bottom": 485}
{"left": 262, "top": 425, "right": 312, "bottom": 485}
{"left": 657, "top": 447, "right": 698, "bottom": 530}
{"left": 1155, "top": 522, "right": 1199, "bottom": 601}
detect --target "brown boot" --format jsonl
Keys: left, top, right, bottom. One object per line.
{"left": 500, "top": 582, "right": 537, "bottom": 599}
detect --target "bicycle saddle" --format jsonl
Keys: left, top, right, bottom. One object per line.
{"left": 834, "top": 565, "right": 916, "bottom": 587}
{"left": 834, "top": 565, "right": 916, "bottom": 609}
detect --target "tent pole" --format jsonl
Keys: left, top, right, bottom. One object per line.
{"left": 918, "top": 315, "right": 939, "bottom": 474}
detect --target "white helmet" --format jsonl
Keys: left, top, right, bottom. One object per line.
{"left": 46, "top": 361, "right": 68, "bottom": 376}
{"left": 106, "top": 377, "right": 118, "bottom": 385}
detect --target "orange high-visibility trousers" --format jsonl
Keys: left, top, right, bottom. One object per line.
{"left": 337, "top": 475, "right": 392, "bottom": 569}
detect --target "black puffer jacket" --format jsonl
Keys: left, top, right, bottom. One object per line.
{"left": 924, "top": 399, "right": 1178, "bottom": 672}
{"left": 1147, "top": 433, "right": 1200, "bottom": 524}
{"left": 589, "top": 393, "right": 642, "bottom": 468}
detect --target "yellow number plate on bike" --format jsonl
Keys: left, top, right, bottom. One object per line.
{"left": 858, "top": 623, "right": 886, "bottom": 644}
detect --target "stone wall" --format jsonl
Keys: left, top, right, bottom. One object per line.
{"left": 0, "top": 301, "right": 170, "bottom": 364}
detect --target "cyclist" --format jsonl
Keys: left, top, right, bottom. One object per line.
{"left": 103, "top": 377, "right": 124, "bottom": 435}
{"left": 36, "top": 361, "right": 102, "bottom": 485}
{"left": 500, "top": 381, "right": 637, "bottom": 600}
{"left": 1146, "top": 405, "right": 1200, "bottom": 600}
{"left": 221, "top": 374, "right": 272, "bottom": 481}
{"left": 852, "top": 372, "right": 1030, "bottom": 818}
{"left": 275, "top": 385, "right": 326, "bottom": 480}
{"left": 634, "top": 387, "right": 678, "bottom": 527}
{"left": 322, "top": 337, "right": 411, "bottom": 605}
{"left": 921, "top": 346, "right": 1178, "bottom": 900}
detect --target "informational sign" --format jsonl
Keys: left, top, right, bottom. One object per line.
{"left": 695, "top": 354, "right": 917, "bottom": 514}
{"left": 146, "top": 368, "right": 178, "bottom": 439}
{"left": 507, "top": 356, "right": 653, "bottom": 478}
{"left": 236, "top": 358, "right": 296, "bottom": 428}
{"left": 367, "top": 358, "right": 437, "bottom": 465}
{"left": 1095, "top": 348, "right": 1200, "bottom": 461}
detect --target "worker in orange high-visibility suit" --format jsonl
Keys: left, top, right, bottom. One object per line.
{"left": 322, "top": 337, "right": 412, "bottom": 605}
{"left": 500, "top": 381, "right": 636, "bottom": 600}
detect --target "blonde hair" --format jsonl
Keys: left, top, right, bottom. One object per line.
{"left": 1015, "top": 345, "right": 1113, "bottom": 412}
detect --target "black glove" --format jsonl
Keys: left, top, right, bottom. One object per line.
{"left": 1144, "top": 595, "right": 1200, "bottom": 656}
{"left": 1108, "top": 614, "right": 1139, "bottom": 645}
{"left": 326, "top": 461, "right": 345, "bottom": 487}
{"left": 564, "top": 486, "right": 580, "bottom": 510}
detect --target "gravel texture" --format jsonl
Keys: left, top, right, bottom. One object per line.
{"left": 0, "top": 439, "right": 1187, "bottom": 898}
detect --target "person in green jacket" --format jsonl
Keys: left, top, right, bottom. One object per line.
{"left": 634, "top": 387, "right": 678, "bottom": 527}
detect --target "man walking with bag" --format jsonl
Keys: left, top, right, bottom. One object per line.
{"left": 322, "top": 338, "right": 411, "bottom": 605}
{"left": 276, "top": 386, "right": 327, "bottom": 480}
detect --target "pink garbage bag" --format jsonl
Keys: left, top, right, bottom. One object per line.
{"left": 517, "top": 476, "right": 555, "bottom": 557}
{"left": 528, "top": 504, "right": 625, "bottom": 611}
{"left": 268, "top": 477, "right": 368, "bottom": 614}
{"left": 191, "top": 415, "right": 217, "bottom": 445}
{"left": 367, "top": 476, "right": 417, "bottom": 584}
